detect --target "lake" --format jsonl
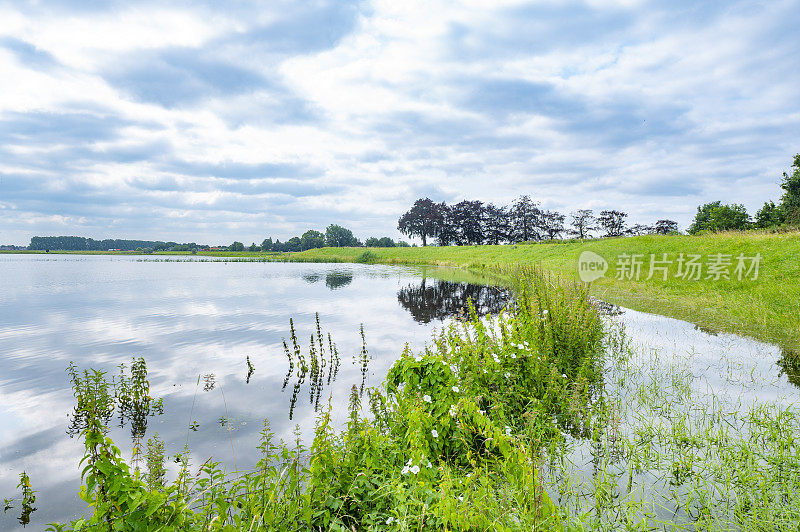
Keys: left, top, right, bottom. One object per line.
{"left": 0, "top": 255, "right": 794, "bottom": 529}
{"left": 0, "top": 255, "right": 510, "bottom": 529}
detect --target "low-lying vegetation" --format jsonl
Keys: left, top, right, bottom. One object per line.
{"left": 36, "top": 267, "right": 800, "bottom": 530}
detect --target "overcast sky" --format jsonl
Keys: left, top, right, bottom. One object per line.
{"left": 1, "top": 0, "right": 798, "bottom": 245}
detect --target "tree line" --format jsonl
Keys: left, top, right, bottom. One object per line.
{"left": 397, "top": 196, "right": 678, "bottom": 246}
{"left": 687, "top": 154, "right": 800, "bottom": 234}
{"left": 238, "top": 225, "right": 411, "bottom": 253}
{"left": 27, "top": 236, "right": 203, "bottom": 252}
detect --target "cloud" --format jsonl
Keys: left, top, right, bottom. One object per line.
{"left": 0, "top": 0, "right": 799, "bottom": 245}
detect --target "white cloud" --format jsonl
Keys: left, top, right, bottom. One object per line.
{"left": 0, "top": 0, "right": 798, "bottom": 245}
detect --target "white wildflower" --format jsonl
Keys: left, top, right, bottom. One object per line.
{"left": 505, "top": 372, "right": 511, "bottom": 378}
{"left": 458, "top": 496, "right": 464, "bottom": 502}
{"left": 505, "top": 426, "right": 512, "bottom": 436}
{"left": 562, "top": 374, "right": 567, "bottom": 379}
{"left": 452, "top": 386, "right": 459, "bottom": 393}
{"left": 407, "top": 458, "right": 414, "bottom": 466}
{"left": 387, "top": 517, "right": 395, "bottom": 525}
{"left": 431, "top": 429, "right": 439, "bottom": 438}
{"left": 423, "top": 394, "right": 432, "bottom": 403}
{"left": 510, "top": 353, "right": 516, "bottom": 359}
{"left": 401, "top": 466, "right": 410, "bottom": 475}
{"left": 449, "top": 405, "right": 457, "bottom": 417}
{"left": 410, "top": 465, "right": 420, "bottom": 474}
{"left": 427, "top": 460, "right": 432, "bottom": 468}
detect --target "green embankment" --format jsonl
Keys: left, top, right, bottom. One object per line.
{"left": 287, "top": 231, "right": 800, "bottom": 349}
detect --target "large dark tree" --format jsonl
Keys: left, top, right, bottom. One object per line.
{"left": 569, "top": 210, "right": 596, "bottom": 240}
{"left": 598, "top": 210, "right": 628, "bottom": 237}
{"left": 397, "top": 198, "right": 444, "bottom": 246}
{"left": 510, "top": 195, "right": 542, "bottom": 242}
{"left": 484, "top": 203, "right": 511, "bottom": 245}
{"left": 230, "top": 241, "right": 245, "bottom": 251}
{"left": 540, "top": 210, "right": 565, "bottom": 240}
{"left": 437, "top": 203, "right": 458, "bottom": 246}
{"left": 451, "top": 200, "right": 485, "bottom": 245}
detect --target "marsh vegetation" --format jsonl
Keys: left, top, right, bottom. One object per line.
{"left": 16, "top": 267, "right": 795, "bottom": 531}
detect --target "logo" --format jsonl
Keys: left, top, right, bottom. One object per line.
{"left": 578, "top": 251, "right": 608, "bottom": 283}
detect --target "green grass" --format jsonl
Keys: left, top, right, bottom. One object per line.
{"left": 286, "top": 231, "right": 800, "bottom": 349}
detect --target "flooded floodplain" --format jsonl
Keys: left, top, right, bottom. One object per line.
{"left": 0, "top": 255, "right": 795, "bottom": 529}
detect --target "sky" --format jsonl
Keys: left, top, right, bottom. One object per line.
{"left": 0, "top": 0, "right": 799, "bottom": 245}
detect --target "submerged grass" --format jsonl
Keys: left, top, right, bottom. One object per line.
{"left": 41, "top": 266, "right": 800, "bottom": 530}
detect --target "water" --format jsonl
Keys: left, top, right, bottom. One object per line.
{"left": 0, "top": 255, "right": 508, "bottom": 530}
{"left": 0, "top": 255, "right": 793, "bottom": 529}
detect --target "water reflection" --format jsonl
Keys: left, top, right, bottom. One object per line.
{"left": 302, "top": 270, "right": 354, "bottom": 290}
{"left": 325, "top": 271, "right": 353, "bottom": 290}
{"left": 396, "top": 278, "right": 512, "bottom": 323}
{"left": 777, "top": 348, "right": 800, "bottom": 389}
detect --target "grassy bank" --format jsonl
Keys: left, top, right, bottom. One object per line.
{"left": 286, "top": 231, "right": 800, "bottom": 349}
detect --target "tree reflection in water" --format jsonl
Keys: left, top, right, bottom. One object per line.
{"left": 396, "top": 278, "right": 513, "bottom": 323}
{"left": 777, "top": 348, "right": 800, "bottom": 390}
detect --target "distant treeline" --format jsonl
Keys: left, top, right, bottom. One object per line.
{"left": 397, "top": 196, "right": 678, "bottom": 246}
{"left": 247, "top": 225, "right": 410, "bottom": 252}
{"left": 28, "top": 236, "right": 206, "bottom": 252}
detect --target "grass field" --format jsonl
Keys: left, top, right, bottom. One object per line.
{"left": 285, "top": 231, "right": 800, "bottom": 349}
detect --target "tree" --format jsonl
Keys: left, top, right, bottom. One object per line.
{"left": 230, "top": 241, "right": 245, "bottom": 252}
{"left": 325, "top": 225, "right": 360, "bottom": 247}
{"left": 687, "top": 202, "right": 750, "bottom": 234}
{"left": 261, "top": 238, "right": 273, "bottom": 251}
{"left": 248, "top": 242, "right": 259, "bottom": 252}
{"left": 653, "top": 220, "right": 679, "bottom": 234}
{"left": 365, "top": 237, "right": 395, "bottom": 247}
{"left": 451, "top": 200, "right": 485, "bottom": 245}
{"left": 284, "top": 237, "right": 302, "bottom": 252}
{"left": 540, "top": 210, "right": 565, "bottom": 240}
{"left": 484, "top": 204, "right": 511, "bottom": 245}
{"left": 780, "top": 154, "right": 800, "bottom": 224}
{"left": 437, "top": 204, "right": 458, "bottom": 246}
{"left": 398, "top": 198, "right": 445, "bottom": 246}
{"left": 300, "top": 230, "right": 325, "bottom": 251}
{"left": 569, "top": 210, "right": 596, "bottom": 240}
{"left": 597, "top": 210, "right": 627, "bottom": 237}
{"left": 755, "top": 201, "right": 786, "bottom": 228}
{"left": 626, "top": 224, "right": 652, "bottom": 236}
{"left": 510, "top": 195, "right": 542, "bottom": 242}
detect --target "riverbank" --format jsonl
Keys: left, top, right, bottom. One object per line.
{"left": 5, "top": 231, "right": 798, "bottom": 348}
{"left": 284, "top": 231, "right": 800, "bottom": 349}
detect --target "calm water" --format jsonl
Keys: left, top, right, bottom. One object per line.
{"left": 0, "top": 255, "right": 793, "bottom": 529}
{"left": 0, "top": 255, "right": 508, "bottom": 530}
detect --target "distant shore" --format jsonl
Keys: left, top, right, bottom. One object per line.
{"left": 4, "top": 230, "right": 799, "bottom": 348}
